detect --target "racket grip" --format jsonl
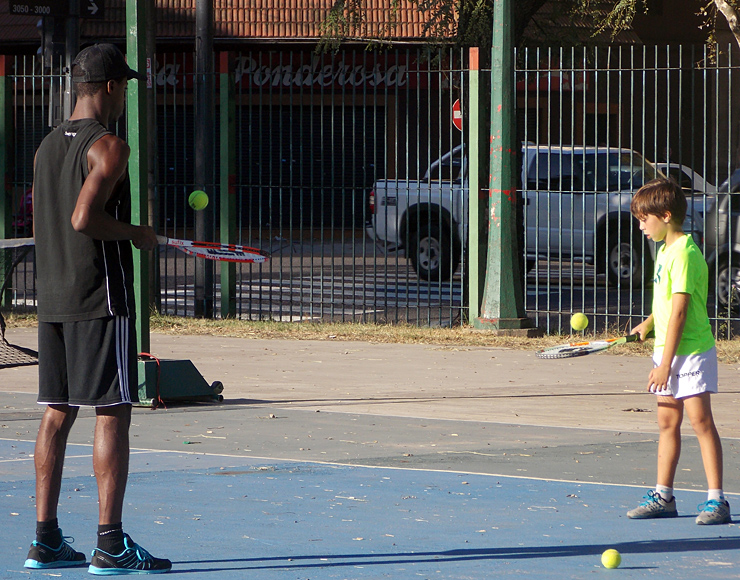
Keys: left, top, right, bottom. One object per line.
{"left": 625, "top": 333, "right": 640, "bottom": 343}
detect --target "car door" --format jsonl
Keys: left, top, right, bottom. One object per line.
{"left": 524, "top": 149, "right": 594, "bottom": 262}
{"left": 525, "top": 149, "right": 567, "bottom": 261}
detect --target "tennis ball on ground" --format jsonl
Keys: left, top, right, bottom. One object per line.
{"left": 570, "top": 312, "right": 589, "bottom": 331}
{"left": 188, "top": 190, "right": 209, "bottom": 211}
{"left": 601, "top": 549, "right": 621, "bottom": 569}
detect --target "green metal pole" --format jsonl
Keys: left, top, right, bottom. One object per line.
{"left": 1, "top": 55, "right": 13, "bottom": 308}
{"left": 467, "top": 47, "right": 482, "bottom": 321}
{"left": 0, "top": 56, "right": 11, "bottom": 242}
{"left": 474, "top": 0, "right": 535, "bottom": 333}
{"left": 126, "top": 0, "right": 150, "bottom": 353}
{"left": 219, "top": 51, "right": 237, "bottom": 319}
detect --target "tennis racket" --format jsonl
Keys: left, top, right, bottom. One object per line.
{"left": 0, "top": 237, "right": 34, "bottom": 249}
{"left": 535, "top": 333, "right": 640, "bottom": 359}
{"left": 157, "top": 236, "right": 269, "bottom": 264}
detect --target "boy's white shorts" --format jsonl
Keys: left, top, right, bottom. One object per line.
{"left": 652, "top": 346, "right": 718, "bottom": 399}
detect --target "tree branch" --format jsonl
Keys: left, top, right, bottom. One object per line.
{"left": 714, "top": 0, "right": 740, "bottom": 49}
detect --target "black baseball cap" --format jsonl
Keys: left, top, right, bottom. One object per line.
{"left": 71, "top": 43, "right": 145, "bottom": 83}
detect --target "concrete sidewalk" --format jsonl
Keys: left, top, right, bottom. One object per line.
{"left": 3, "top": 326, "right": 740, "bottom": 435}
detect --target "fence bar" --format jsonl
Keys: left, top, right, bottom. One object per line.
{"left": 0, "top": 56, "right": 11, "bottom": 244}
{"left": 219, "top": 51, "right": 237, "bottom": 319}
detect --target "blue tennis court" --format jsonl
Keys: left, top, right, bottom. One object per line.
{"left": 2, "top": 437, "right": 738, "bottom": 579}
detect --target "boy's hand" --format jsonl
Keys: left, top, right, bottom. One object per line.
{"left": 631, "top": 318, "right": 654, "bottom": 342}
{"left": 647, "top": 365, "right": 671, "bottom": 394}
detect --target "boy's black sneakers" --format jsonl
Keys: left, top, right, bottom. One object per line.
{"left": 24, "top": 533, "right": 86, "bottom": 569}
{"left": 88, "top": 534, "right": 171, "bottom": 575}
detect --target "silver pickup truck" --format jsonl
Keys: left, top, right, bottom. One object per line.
{"left": 366, "top": 144, "right": 666, "bottom": 287}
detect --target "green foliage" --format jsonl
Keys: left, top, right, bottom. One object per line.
{"left": 573, "top": 0, "right": 646, "bottom": 39}
{"left": 316, "top": 0, "right": 740, "bottom": 54}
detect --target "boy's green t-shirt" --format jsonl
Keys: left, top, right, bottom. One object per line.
{"left": 652, "top": 234, "right": 714, "bottom": 355}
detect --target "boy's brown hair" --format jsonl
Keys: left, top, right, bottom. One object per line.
{"left": 630, "top": 177, "right": 686, "bottom": 225}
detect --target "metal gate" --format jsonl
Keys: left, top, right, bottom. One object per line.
{"left": 4, "top": 46, "right": 468, "bottom": 327}
{"left": 3, "top": 44, "right": 739, "bottom": 334}
{"left": 516, "top": 44, "right": 740, "bottom": 337}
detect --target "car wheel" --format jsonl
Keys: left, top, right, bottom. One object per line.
{"left": 606, "top": 227, "right": 652, "bottom": 289}
{"left": 408, "top": 222, "right": 459, "bottom": 282}
{"left": 715, "top": 258, "right": 740, "bottom": 312}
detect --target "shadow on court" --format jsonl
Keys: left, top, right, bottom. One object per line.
{"left": 173, "top": 535, "right": 740, "bottom": 571}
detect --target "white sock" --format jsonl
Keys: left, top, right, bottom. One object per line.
{"left": 656, "top": 485, "right": 673, "bottom": 501}
{"left": 708, "top": 489, "right": 725, "bottom": 502}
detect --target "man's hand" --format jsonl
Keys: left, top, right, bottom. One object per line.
{"left": 131, "top": 225, "right": 158, "bottom": 251}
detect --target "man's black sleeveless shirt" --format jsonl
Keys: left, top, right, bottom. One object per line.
{"left": 34, "top": 118, "right": 135, "bottom": 322}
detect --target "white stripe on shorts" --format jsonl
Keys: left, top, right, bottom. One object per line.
{"left": 116, "top": 316, "right": 131, "bottom": 404}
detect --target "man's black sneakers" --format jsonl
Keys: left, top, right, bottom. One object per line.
{"left": 24, "top": 532, "right": 86, "bottom": 569}
{"left": 88, "top": 534, "right": 171, "bottom": 575}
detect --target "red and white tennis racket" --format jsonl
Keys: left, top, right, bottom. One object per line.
{"left": 157, "top": 236, "right": 269, "bottom": 264}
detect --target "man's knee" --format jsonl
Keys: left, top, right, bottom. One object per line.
{"left": 95, "top": 404, "right": 132, "bottom": 431}
{"left": 41, "top": 405, "right": 78, "bottom": 432}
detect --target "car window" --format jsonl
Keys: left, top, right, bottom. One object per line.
{"left": 584, "top": 152, "right": 655, "bottom": 192}
{"left": 427, "top": 152, "right": 463, "bottom": 183}
{"left": 730, "top": 193, "right": 740, "bottom": 213}
{"left": 668, "top": 167, "right": 694, "bottom": 190}
{"left": 525, "top": 150, "right": 655, "bottom": 192}
{"left": 526, "top": 151, "right": 584, "bottom": 190}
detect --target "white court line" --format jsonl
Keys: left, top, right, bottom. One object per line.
{"left": 4, "top": 438, "right": 728, "bottom": 498}
{"left": 3, "top": 437, "right": 738, "bottom": 498}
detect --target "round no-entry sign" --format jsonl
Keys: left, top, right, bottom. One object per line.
{"left": 452, "top": 99, "right": 462, "bottom": 131}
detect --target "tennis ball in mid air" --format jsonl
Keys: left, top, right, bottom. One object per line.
{"left": 570, "top": 312, "right": 589, "bottom": 331}
{"left": 188, "top": 190, "right": 209, "bottom": 211}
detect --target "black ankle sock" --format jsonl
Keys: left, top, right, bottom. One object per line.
{"left": 97, "top": 523, "right": 125, "bottom": 554}
{"left": 36, "top": 518, "right": 62, "bottom": 548}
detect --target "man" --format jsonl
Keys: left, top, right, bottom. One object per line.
{"left": 25, "top": 43, "right": 171, "bottom": 575}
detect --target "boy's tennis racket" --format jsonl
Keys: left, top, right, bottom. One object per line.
{"left": 157, "top": 236, "right": 269, "bottom": 264}
{"left": 535, "top": 333, "right": 639, "bottom": 359}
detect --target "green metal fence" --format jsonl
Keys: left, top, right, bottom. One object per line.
{"left": 2, "top": 43, "right": 739, "bottom": 335}
{"left": 516, "top": 44, "right": 739, "bottom": 337}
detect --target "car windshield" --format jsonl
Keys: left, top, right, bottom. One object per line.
{"left": 527, "top": 150, "right": 657, "bottom": 192}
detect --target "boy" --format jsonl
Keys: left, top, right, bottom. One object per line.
{"left": 627, "top": 178, "right": 729, "bottom": 525}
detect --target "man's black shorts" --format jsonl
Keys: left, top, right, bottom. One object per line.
{"left": 38, "top": 316, "right": 138, "bottom": 407}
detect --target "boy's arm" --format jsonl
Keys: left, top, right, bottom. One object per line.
{"left": 647, "top": 292, "right": 690, "bottom": 393}
{"left": 631, "top": 314, "right": 654, "bottom": 341}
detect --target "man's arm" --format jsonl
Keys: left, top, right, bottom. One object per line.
{"left": 70, "top": 134, "right": 157, "bottom": 250}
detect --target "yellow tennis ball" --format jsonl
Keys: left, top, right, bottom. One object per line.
{"left": 188, "top": 190, "right": 209, "bottom": 211}
{"left": 570, "top": 312, "right": 588, "bottom": 331}
{"left": 601, "top": 549, "right": 621, "bottom": 569}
